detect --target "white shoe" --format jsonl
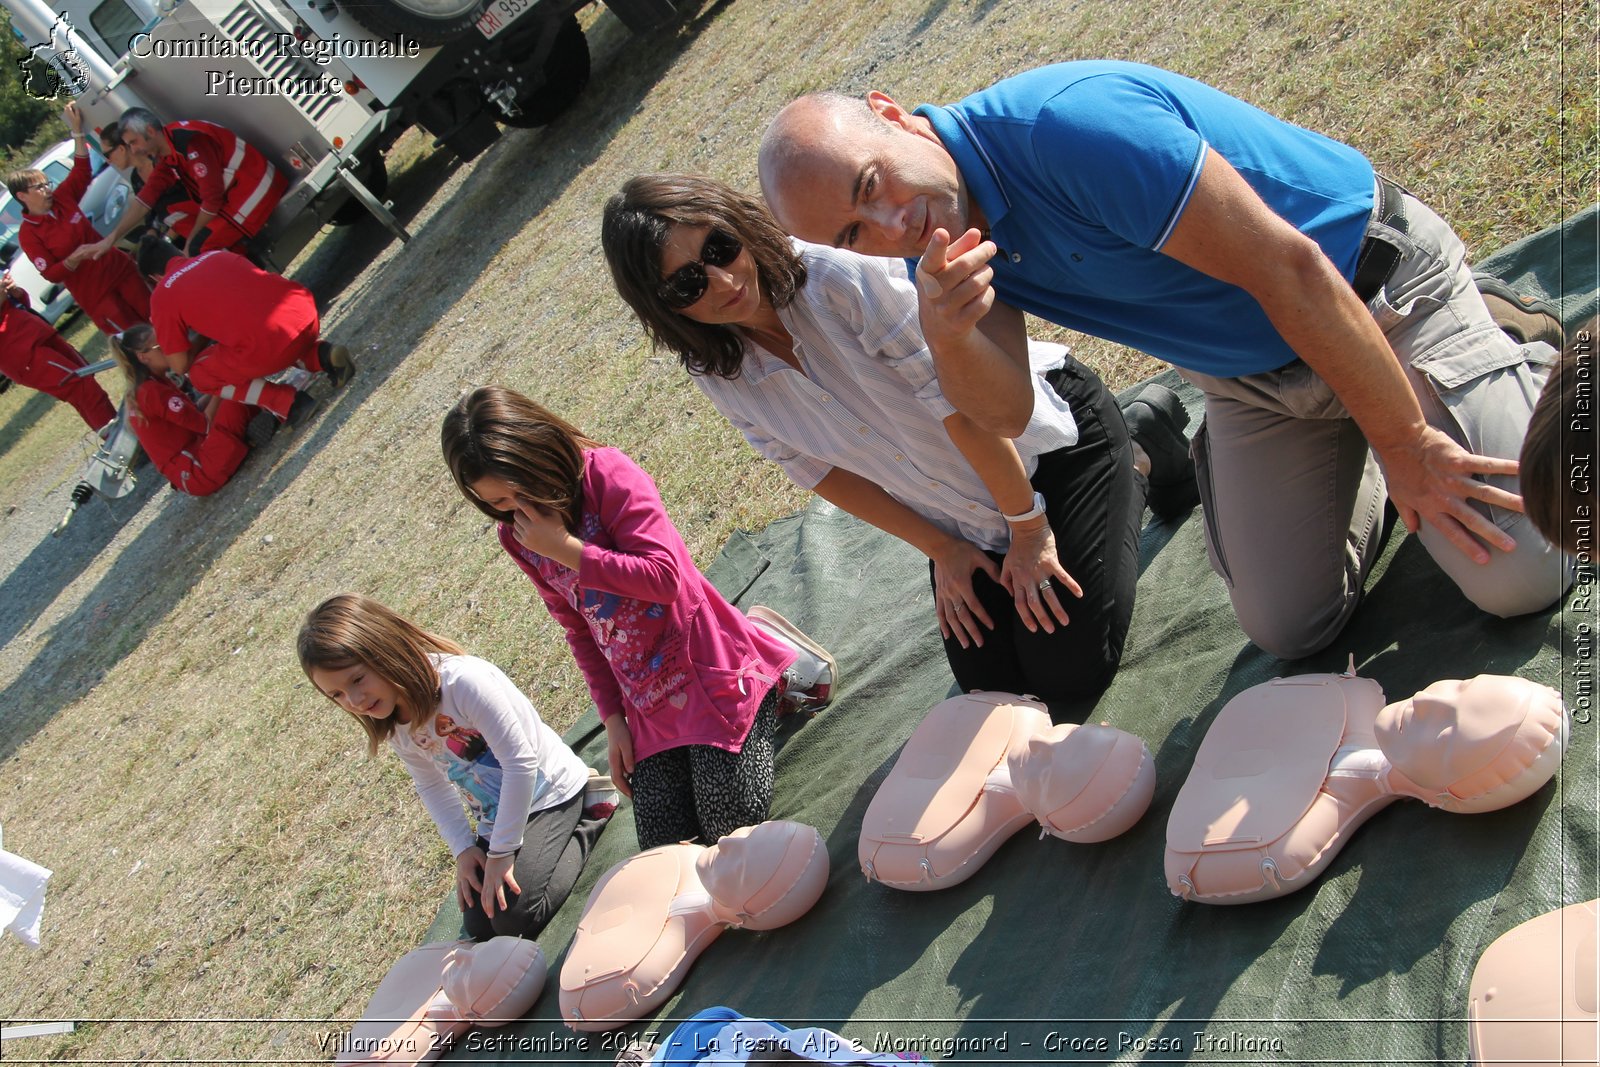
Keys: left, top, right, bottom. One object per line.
{"left": 747, "top": 605, "right": 837, "bottom": 713}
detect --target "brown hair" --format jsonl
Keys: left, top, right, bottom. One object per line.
{"left": 601, "top": 173, "right": 806, "bottom": 379}
{"left": 1522, "top": 320, "right": 1597, "bottom": 554}
{"left": 441, "top": 386, "right": 599, "bottom": 531}
{"left": 99, "top": 120, "right": 123, "bottom": 152}
{"left": 107, "top": 324, "right": 156, "bottom": 421}
{"left": 296, "top": 593, "right": 466, "bottom": 756}
{"left": 6, "top": 168, "right": 45, "bottom": 199}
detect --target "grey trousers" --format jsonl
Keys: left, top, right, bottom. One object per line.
{"left": 1183, "top": 186, "right": 1573, "bottom": 659}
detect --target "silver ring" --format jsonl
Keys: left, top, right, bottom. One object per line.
{"left": 1038, "top": 579, "right": 1051, "bottom": 591}
{"left": 955, "top": 603, "right": 967, "bottom": 613}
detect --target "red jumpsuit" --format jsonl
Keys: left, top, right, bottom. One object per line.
{"left": 137, "top": 120, "right": 288, "bottom": 255}
{"left": 132, "top": 375, "right": 251, "bottom": 496}
{"left": 19, "top": 152, "right": 151, "bottom": 335}
{"left": 150, "top": 250, "right": 324, "bottom": 420}
{"left": 0, "top": 291, "right": 115, "bottom": 430}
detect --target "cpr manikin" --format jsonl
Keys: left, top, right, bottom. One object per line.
{"left": 335, "top": 936, "right": 547, "bottom": 1065}
{"left": 858, "top": 691, "right": 1156, "bottom": 890}
{"left": 1165, "top": 666, "right": 1567, "bottom": 904}
{"left": 559, "top": 819, "right": 828, "bottom": 1031}
{"left": 1468, "top": 899, "right": 1598, "bottom": 1066}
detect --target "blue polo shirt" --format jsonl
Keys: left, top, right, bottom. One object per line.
{"left": 915, "top": 61, "right": 1375, "bottom": 377}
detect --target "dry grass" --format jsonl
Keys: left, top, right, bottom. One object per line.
{"left": 0, "top": 0, "right": 1590, "bottom": 1060}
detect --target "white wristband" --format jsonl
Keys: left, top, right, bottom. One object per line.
{"left": 1002, "top": 491, "right": 1047, "bottom": 525}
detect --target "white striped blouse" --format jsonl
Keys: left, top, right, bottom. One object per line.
{"left": 692, "top": 240, "right": 1079, "bottom": 553}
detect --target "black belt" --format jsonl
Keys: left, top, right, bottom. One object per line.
{"left": 1351, "top": 176, "right": 1408, "bottom": 303}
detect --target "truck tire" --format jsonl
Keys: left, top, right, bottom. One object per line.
{"left": 602, "top": 0, "right": 677, "bottom": 34}
{"left": 342, "top": 0, "right": 485, "bottom": 48}
{"left": 496, "top": 15, "right": 590, "bottom": 128}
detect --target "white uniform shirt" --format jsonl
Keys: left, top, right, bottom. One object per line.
{"left": 389, "top": 655, "right": 589, "bottom": 857}
{"left": 693, "top": 240, "right": 1078, "bottom": 553}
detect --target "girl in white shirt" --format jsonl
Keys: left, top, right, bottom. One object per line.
{"left": 298, "top": 593, "right": 611, "bottom": 941}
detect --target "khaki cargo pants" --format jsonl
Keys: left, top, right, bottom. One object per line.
{"left": 1182, "top": 188, "right": 1572, "bottom": 659}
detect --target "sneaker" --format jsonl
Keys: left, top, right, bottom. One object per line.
{"left": 318, "top": 340, "right": 356, "bottom": 390}
{"left": 244, "top": 409, "right": 279, "bottom": 448}
{"left": 281, "top": 390, "right": 319, "bottom": 431}
{"left": 747, "top": 605, "right": 838, "bottom": 714}
{"left": 1475, "top": 275, "right": 1564, "bottom": 349}
{"left": 1122, "top": 383, "right": 1198, "bottom": 521}
{"left": 583, "top": 771, "right": 620, "bottom": 821}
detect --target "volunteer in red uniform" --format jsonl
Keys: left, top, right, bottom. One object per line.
{"left": 0, "top": 271, "right": 115, "bottom": 430}
{"left": 108, "top": 323, "right": 256, "bottom": 496}
{"left": 99, "top": 120, "right": 198, "bottom": 248}
{"left": 11, "top": 103, "right": 150, "bottom": 336}
{"left": 137, "top": 235, "right": 354, "bottom": 424}
{"left": 80, "top": 106, "right": 287, "bottom": 260}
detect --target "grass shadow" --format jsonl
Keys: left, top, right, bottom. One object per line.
{"left": 0, "top": 389, "right": 59, "bottom": 463}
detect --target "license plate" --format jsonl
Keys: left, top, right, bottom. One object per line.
{"left": 475, "top": 0, "right": 532, "bottom": 39}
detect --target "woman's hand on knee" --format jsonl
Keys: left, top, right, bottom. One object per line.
{"left": 932, "top": 539, "right": 999, "bottom": 649}
{"left": 1000, "top": 518, "right": 1081, "bottom": 633}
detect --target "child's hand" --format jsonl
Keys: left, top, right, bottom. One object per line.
{"left": 480, "top": 851, "right": 521, "bottom": 918}
{"left": 454, "top": 845, "right": 487, "bottom": 911}
{"left": 604, "top": 715, "right": 635, "bottom": 798}
{"left": 511, "top": 502, "right": 582, "bottom": 568}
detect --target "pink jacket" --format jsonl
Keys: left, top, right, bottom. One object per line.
{"left": 498, "top": 447, "right": 795, "bottom": 762}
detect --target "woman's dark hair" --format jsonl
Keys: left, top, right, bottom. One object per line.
{"left": 1522, "top": 319, "right": 1597, "bottom": 553}
{"left": 440, "top": 385, "right": 599, "bottom": 532}
{"left": 601, "top": 174, "right": 807, "bottom": 379}
{"left": 136, "top": 232, "right": 183, "bottom": 278}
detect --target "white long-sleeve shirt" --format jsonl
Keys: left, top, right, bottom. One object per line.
{"left": 389, "top": 655, "right": 588, "bottom": 857}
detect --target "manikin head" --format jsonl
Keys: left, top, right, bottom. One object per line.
{"left": 758, "top": 91, "right": 972, "bottom": 257}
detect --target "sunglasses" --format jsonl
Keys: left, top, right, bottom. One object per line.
{"left": 658, "top": 229, "right": 743, "bottom": 310}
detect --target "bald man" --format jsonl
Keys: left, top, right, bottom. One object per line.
{"left": 759, "top": 61, "right": 1570, "bottom": 659}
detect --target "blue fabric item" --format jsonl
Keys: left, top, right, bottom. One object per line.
{"left": 656, "top": 1007, "right": 783, "bottom": 1065}
{"left": 915, "top": 61, "right": 1376, "bottom": 377}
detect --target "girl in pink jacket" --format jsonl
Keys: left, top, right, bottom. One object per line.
{"left": 442, "top": 386, "right": 834, "bottom": 850}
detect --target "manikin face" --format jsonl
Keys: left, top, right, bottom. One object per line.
{"left": 310, "top": 663, "right": 405, "bottom": 724}
{"left": 659, "top": 223, "right": 763, "bottom": 327}
{"left": 763, "top": 93, "right": 969, "bottom": 258}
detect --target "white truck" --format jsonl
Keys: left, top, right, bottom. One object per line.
{"left": 4, "top": 0, "right": 675, "bottom": 269}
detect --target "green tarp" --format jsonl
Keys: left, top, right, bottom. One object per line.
{"left": 422, "top": 218, "right": 1596, "bottom": 1065}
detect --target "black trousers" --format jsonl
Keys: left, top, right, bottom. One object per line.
{"left": 932, "top": 356, "right": 1145, "bottom": 709}
{"left": 462, "top": 789, "right": 608, "bottom": 941}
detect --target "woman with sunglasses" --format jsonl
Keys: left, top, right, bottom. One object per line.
{"left": 107, "top": 323, "right": 268, "bottom": 497}
{"left": 9, "top": 102, "right": 150, "bottom": 338}
{"left": 603, "top": 175, "right": 1194, "bottom": 710}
